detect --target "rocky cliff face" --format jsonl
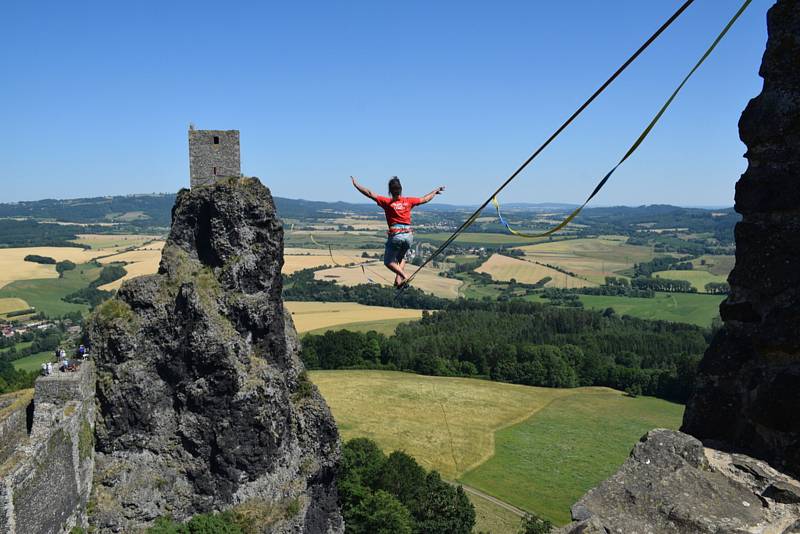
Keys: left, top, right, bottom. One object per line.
{"left": 87, "top": 178, "right": 343, "bottom": 533}
{"left": 681, "top": 0, "right": 800, "bottom": 478}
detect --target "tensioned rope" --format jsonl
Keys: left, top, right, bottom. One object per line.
{"left": 493, "top": 0, "right": 752, "bottom": 238}
{"left": 402, "top": 0, "right": 696, "bottom": 288}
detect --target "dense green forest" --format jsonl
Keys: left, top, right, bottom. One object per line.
{"left": 283, "top": 268, "right": 449, "bottom": 309}
{"left": 338, "top": 438, "right": 475, "bottom": 534}
{"left": 301, "top": 301, "right": 709, "bottom": 402}
{"left": 0, "top": 220, "right": 92, "bottom": 248}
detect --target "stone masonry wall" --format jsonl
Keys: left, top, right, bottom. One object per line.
{"left": 0, "top": 363, "right": 96, "bottom": 534}
{"left": 0, "top": 391, "right": 33, "bottom": 466}
{"left": 189, "top": 129, "right": 241, "bottom": 188}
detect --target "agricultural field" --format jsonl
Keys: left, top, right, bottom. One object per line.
{"left": 461, "top": 389, "right": 683, "bottom": 524}
{"left": 416, "top": 232, "right": 551, "bottom": 247}
{"left": 283, "top": 248, "right": 368, "bottom": 275}
{"left": 96, "top": 241, "right": 165, "bottom": 290}
{"left": 0, "top": 297, "right": 30, "bottom": 315}
{"left": 476, "top": 254, "right": 595, "bottom": 288}
{"left": 285, "top": 302, "right": 423, "bottom": 334}
{"left": 0, "top": 262, "right": 103, "bottom": 317}
{"left": 695, "top": 254, "right": 735, "bottom": 276}
{"left": 314, "top": 263, "right": 462, "bottom": 298}
{"left": 311, "top": 370, "right": 682, "bottom": 527}
{"left": 537, "top": 292, "right": 724, "bottom": 327}
{"left": 305, "top": 317, "right": 418, "bottom": 336}
{"left": 514, "top": 237, "right": 656, "bottom": 283}
{"left": 0, "top": 246, "right": 100, "bottom": 289}
{"left": 70, "top": 233, "right": 161, "bottom": 250}
{"left": 653, "top": 269, "right": 728, "bottom": 291}
{"left": 285, "top": 230, "right": 385, "bottom": 249}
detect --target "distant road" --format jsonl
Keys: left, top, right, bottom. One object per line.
{"left": 448, "top": 480, "right": 527, "bottom": 518}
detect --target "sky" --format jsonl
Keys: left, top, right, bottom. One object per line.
{"left": 1, "top": 0, "right": 771, "bottom": 206}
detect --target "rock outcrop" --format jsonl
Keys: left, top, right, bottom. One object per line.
{"left": 558, "top": 429, "right": 800, "bottom": 533}
{"left": 681, "top": 0, "right": 800, "bottom": 479}
{"left": 559, "top": 1, "right": 800, "bottom": 531}
{"left": 88, "top": 178, "right": 343, "bottom": 532}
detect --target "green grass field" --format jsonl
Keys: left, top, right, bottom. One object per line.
{"left": 0, "top": 262, "right": 102, "bottom": 317}
{"left": 306, "top": 317, "right": 419, "bottom": 336}
{"left": 535, "top": 292, "right": 723, "bottom": 327}
{"left": 311, "top": 370, "right": 682, "bottom": 529}
{"left": 460, "top": 390, "right": 683, "bottom": 525}
{"left": 12, "top": 351, "right": 55, "bottom": 372}
{"left": 0, "top": 341, "right": 33, "bottom": 354}
{"left": 653, "top": 269, "right": 728, "bottom": 291}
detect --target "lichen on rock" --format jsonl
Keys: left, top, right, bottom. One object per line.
{"left": 88, "top": 178, "right": 343, "bottom": 533}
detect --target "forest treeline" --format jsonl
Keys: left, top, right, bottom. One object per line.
{"left": 301, "top": 301, "right": 710, "bottom": 402}
{"left": 283, "top": 268, "right": 449, "bottom": 309}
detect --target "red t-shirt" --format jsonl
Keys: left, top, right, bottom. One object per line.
{"left": 375, "top": 195, "right": 422, "bottom": 227}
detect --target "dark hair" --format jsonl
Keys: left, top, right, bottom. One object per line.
{"left": 388, "top": 176, "right": 402, "bottom": 196}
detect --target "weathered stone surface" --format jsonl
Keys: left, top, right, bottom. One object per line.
{"left": 88, "top": 178, "right": 343, "bottom": 532}
{"left": 557, "top": 429, "right": 800, "bottom": 534}
{"left": 681, "top": 0, "right": 800, "bottom": 479}
{"left": 0, "top": 363, "right": 97, "bottom": 534}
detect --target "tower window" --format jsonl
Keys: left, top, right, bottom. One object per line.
{"left": 213, "top": 136, "right": 220, "bottom": 144}
{"left": 213, "top": 167, "right": 217, "bottom": 175}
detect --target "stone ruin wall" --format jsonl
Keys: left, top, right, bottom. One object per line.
{"left": 0, "top": 363, "right": 97, "bottom": 534}
{"left": 189, "top": 129, "right": 241, "bottom": 188}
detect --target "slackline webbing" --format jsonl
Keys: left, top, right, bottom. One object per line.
{"left": 402, "top": 0, "right": 696, "bottom": 288}
{"left": 492, "top": 0, "right": 752, "bottom": 238}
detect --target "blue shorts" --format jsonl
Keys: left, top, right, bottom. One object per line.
{"left": 384, "top": 232, "right": 413, "bottom": 266}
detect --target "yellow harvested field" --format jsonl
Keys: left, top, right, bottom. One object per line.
{"left": 97, "top": 241, "right": 165, "bottom": 290}
{"left": 310, "top": 370, "right": 573, "bottom": 479}
{"left": 314, "top": 263, "right": 462, "bottom": 298}
{"left": 0, "top": 298, "right": 31, "bottom": 314}
{"left": 283, "top": 248, "right": 369, "bottom": 274}
{"left": 71, "top": 234, "right": 161, "bottom": 250}
{"left": 476, "top": 254, "right": 594, "bottom": 288}
{"left": 0, "top": 247, "right": 102, "bottom": 289}
{"left": 285, "top": 301, "right": 423, "bottom": 333}
{"left": 514, "top": 238, "right": 655, "bottom": 283}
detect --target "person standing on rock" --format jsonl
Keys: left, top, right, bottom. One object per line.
{"left": 351, "top": 176, "right": 445, "bottom": 287}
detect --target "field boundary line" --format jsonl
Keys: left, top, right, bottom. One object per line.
{"left": 457, "top": 390, "right": 578, "bottom": 477}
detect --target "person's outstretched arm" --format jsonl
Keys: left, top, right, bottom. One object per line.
{"left": 351, "top": 176, "right": 378, "bottom": 201}
{"left": 417, "top": 186, "right": 446, "bottom": 204}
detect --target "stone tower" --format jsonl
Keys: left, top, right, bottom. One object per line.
{"left": 188, "top": 127, "right": 241, "bottom": 188}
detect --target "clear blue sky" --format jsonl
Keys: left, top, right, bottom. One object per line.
{"left": 1, "top": 0, "right": 771, "bottom": 206}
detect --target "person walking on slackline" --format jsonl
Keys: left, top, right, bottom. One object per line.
{"left": 351, "top": 176, "right": 445, "bottom": 287}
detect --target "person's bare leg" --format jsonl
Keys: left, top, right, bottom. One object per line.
{"left": 394, "top": 258, "right": 407, "bottom": 287}
{"left": 386, "top": 261, "right": 407, "bottom": 286}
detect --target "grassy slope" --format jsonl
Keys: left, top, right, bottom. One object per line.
{"left": 468, "top": 493, "right": 523, "bottom": 534}
{"left": 12, "top": 351, "right": 55, "bottom": 372}
{"left": 0, "top": 262, "right": 102, "bottom": 317}
{"left": 574, "top": 292, "right": 723, "bottom": 327}
{"left": 460, "top": 390, "right": 683, "bottom": 525}
{"left": 312, "top": 370, "right": 682, "bottom": 529}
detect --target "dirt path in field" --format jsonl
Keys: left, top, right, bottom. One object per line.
{"left": 448, "top": 481, "right": 526, "bottom": 517}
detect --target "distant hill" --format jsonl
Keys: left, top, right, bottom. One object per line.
{"left": 0, "top": 193, "right": 737, "bottom": 246}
